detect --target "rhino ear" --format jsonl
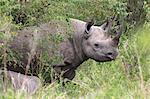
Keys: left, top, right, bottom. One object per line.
{"left": 84, "top": 20, "right": 94, "bottom": 39}
{"left": 85, "top": 20, "right": 94, "bottom": 34}
{"left": 100, "top": 16, "right": 116, "bottom": 32}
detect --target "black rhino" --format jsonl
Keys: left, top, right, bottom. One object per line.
{"left": 1, "top": 16, "right": 123, "bottom": 94}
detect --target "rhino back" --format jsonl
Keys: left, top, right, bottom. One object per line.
{"left": 7, "top": 20, "right": 73, "bottom": 74}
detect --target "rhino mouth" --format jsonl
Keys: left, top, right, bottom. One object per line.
{"left": 92, "top": 56, "right": 115, "bottom": 62}
{"left": 105, "top": 56, "right": 115, "bottom": 60}
{"left": 100, "top": 58, "right": 114, "bottom": 62}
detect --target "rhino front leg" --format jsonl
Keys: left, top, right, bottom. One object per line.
{"left": 52, "top": 64, "right": 76, "bottom": 83}
{"left": 62, "top": 68, "right": 76, "bottom": 81}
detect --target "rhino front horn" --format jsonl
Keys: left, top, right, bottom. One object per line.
{"left": 113, "top": 21, "right": 123, "bottom": 46}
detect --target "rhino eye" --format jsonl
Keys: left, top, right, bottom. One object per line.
{"left": 94, "top": 43, "right": 99, "bottom": 47}
{"left": 94, "top": 43, "right": 104, "bottom": 49}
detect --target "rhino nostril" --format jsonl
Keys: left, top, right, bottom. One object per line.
{"left": 107, "top": 52, "right": 113, "bottom": 56}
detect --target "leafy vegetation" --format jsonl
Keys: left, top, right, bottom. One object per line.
{"left": 0, "top": 0, "right": 150, "bottom": 98}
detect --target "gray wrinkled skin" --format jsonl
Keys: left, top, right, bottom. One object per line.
{"left": 7, "top": 71, "right": 41, "bottom": 95}
{"left": 2, "top": 17, "right": 123, "bottom": 93}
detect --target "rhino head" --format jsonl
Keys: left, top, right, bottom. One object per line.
{"left": 82, "top": 16, "right": 122, "bottom": 62}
